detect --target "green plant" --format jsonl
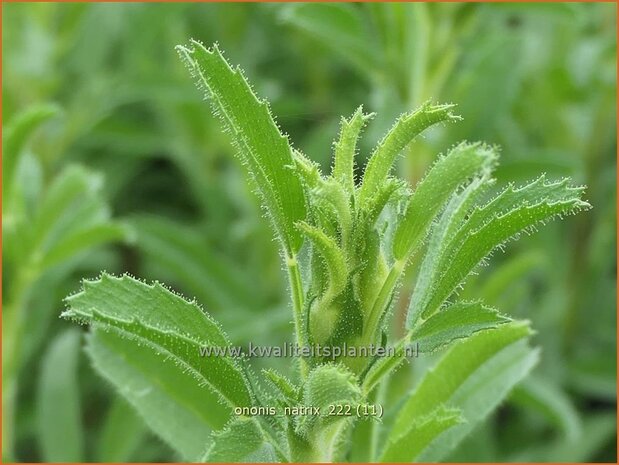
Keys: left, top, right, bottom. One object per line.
{"left": 2, "top": 106, "right": 134, "bottom": 461}
{"left": 61, "top": 42, "right": 590, "bottom": 462}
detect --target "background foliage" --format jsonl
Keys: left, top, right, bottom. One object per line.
{"left": 3, "top": 2, "right": 616, "bottom": 462}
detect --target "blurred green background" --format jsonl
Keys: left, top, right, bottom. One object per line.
{"left": 2, "top": 2, "right": 616, "bottom": 462}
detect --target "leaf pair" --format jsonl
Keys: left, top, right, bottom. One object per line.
{"left": 380, "top": 322, "right": 538, "bottom": 462}
{"left": 407, "top": 175, "right": 590, "bottom": 328}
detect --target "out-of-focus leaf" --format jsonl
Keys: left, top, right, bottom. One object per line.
{"left": 510, "top": 413, "right": 616, "bottom": 462}
{"left": 510, "top": 375, "right": 581, "bottom": 440}
{"left": 95, "top": 397, "right": 147, "bottom": 462}
{"left": 130, "top": 215, "right": 258, "bottom": 312}
{"left": 87, "top": 329, "right": 229, "bottom": 460}
{"left": 476, "top": 250, "right": 545, "bottom": 304}
{"left": 279, "top": 3, "right": 380, "bottom": 80}
{"left": 23, "top": 165, "right": 130, "bottom": 271}
{"left": 177, "top": 42, "right": 307, "bottom": 256}
{"left": 2, "top": 104, "right": 60, "bottom": 200}
{"left": 41, "top": 222, "right": 131, "bottom": 269}
{"left": 37, "top": 330, "right": 83, "bottom": 462}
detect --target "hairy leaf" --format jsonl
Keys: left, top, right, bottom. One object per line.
{"left": 393, "top": 142, "right": 497, "bottom": 261}
{"left": 297, "top": 222, "right": 347, "bottom": 301}
{"left": 202, "top": 418, "right": 279, "bottom": 462}
{"left": 296, "top": 364, "right": 362, "bottom": 462}
{"left": 177, "top": 41, "right": 307, "bottom": 256}
{"left": 389, "top": 322, "right": 538, "bottom": 461}
{"left": 359, "top": 102, "right": 462, "bottom": 207}
{"left": 411, "top": 301, "right": 510, "bottom": 353}
{"left": 332, "top": 106, "right": 374, "bottom": 195}
{"left": 380, "top": 406, "right": 463, "bottom": 462}
{"left": 3, "top": 104, "right": 60, "bottom": 200}
{"left": 63, "top": 273, "right": 253, "bottom": 408}
{"left": 407, "top": 176, "right": 490, "bottom": 328}
{"left": 87, "top": 329, "right": 229, "bottom": 460}
{"left": 416, "top": 181, "right": 590, "bottom": 320}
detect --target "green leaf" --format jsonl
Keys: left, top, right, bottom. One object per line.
{"left": 296, "top": 364, "right": 362, "bottom": 462}
{"left": 359, "top": 102, "right": 462, "bottom": 208}
{"left": 37, "top": 329, "right": 84, "bottom": 462}
{"left": 392, "top": 142, "right": 497, "bottom": 261}
{"left": 202, "top": 418, "right": 279, "bottom": 462}
{"left": 380, "top": 406, "right": 463, "bottom": 462}
{"left": 455, "top": 175, "right": 587, "bottom": 238}
{"left": 263, "top": 368, "right": 299, "bottom": 405}
{"left": 63, "top": 273, "right": 253, "bottom": 409}
{"left": 177, "top": 41, "right": 307, "bottom": 256}
{"left": 87, "top": 329, "right": 230, "bottom": 460}
{"left": 3, "top": 104, "right": 60, "bottom": 200}
{"left": 510, "top": 375, "right": 582, "bottom": 440}
{"left": 297, "top": 222, "right": 347, "bottom": 302}
{"left": 95, "top": 397, "right": 147, "bottom": 462}
{"left": 406, "top": 176, "right": 490, "bottom": 328}
{"left": 41, "top": 222, "right": 132, "bottom": 269}
{"left": 332, "top": 106, "right": 374, "bottom": 195}
{"left": 521, "top": 413, "right": 616, "bottom": 462}
{"left": 416, "top": 178, "right": 590, "bottom": 320}
{"left": 411, "top": 301, "right": 511, "bottom": 353}
{"left": 130, "top": 216, "right": 258, "bottom": 312}
{"left": 476, "top": 250, "right": 546, "bottom": 305}
{"left": 279, "top": 3, "right": 380, "bottom": 80}
{"left": 388, "top": 322, "right": 538, "bottom": 461}
{"left": 27, "top": 165, "right": 129, "bottom": 270}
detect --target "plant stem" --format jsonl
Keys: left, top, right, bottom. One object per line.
{"left": 286, "top": 254, "right": 308, "bottom": 379}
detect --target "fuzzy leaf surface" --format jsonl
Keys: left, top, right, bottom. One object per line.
{"left": 297, "top": 364, "right": 362, "bottom": 462}
{"left": 380, "top": 406, "right": 463, "bottom": 462}
{"left": 332, "top": 106, "right": 374, "bottom": 194}
{"left": 388, "top": 322, "right": 538, "bottom": 461}
{"left": 359, "top": 102, "right": 462, "bottom": 207}
{"left": 177, "top": 41, "right": 306, "bottom": 255}
{"left": 393, "top": 142, "right": 496, "bottom": 261}
{"left": 202, "top": 418, "right": 278, "bottom": 462}
{"left": 411, "top": 301, "right": 510, "bottom": 353}
{"left": 87, "top": 329, "right": 230, "bottom": 460}
{"left": 63, "top": 273, "right": 253, "bottom": 409}
{"left": 412, "top": 179, "right": 589, "bottom": 322}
